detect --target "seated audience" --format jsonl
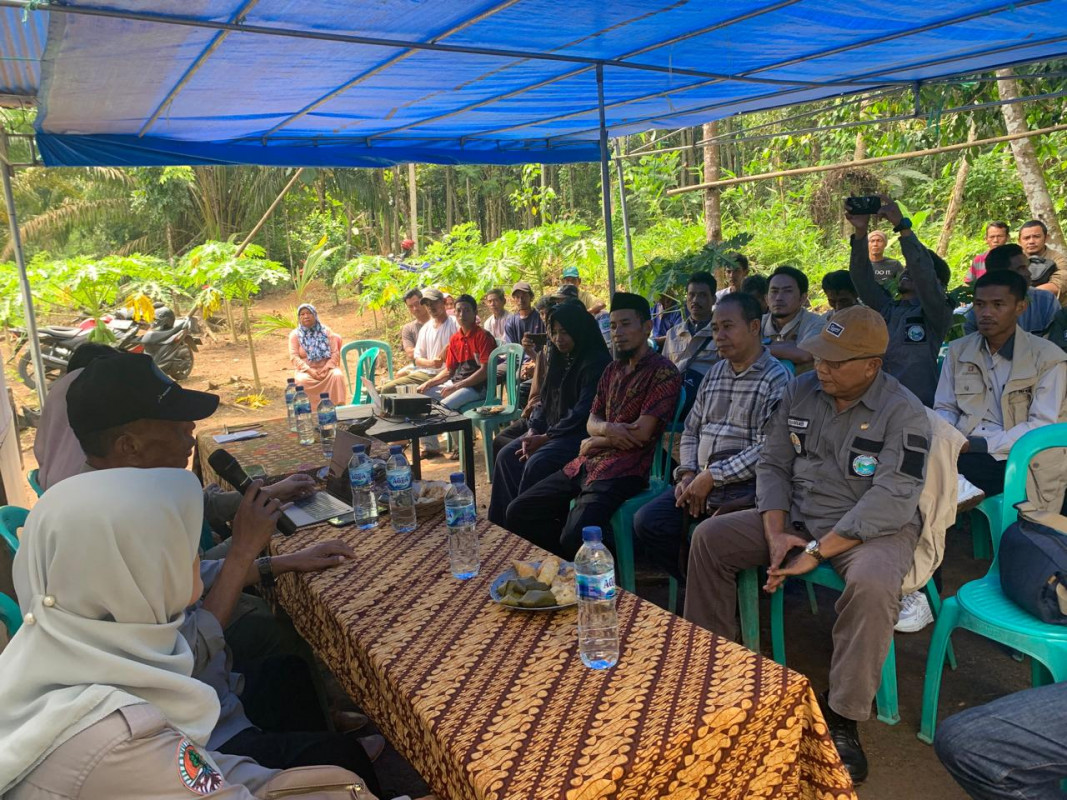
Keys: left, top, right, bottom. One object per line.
{"left": 848, "top": 197, "right": 953, "bottom": 407}
{"left": 935, "top": 682, "right": 1067, "bottom": 799}
{"left": 662, "top": 271, "right": 719, "bottom": 417}
{"left": 1019, "top": 218, "right": 1067, "bottom": 302}
{"left": 633, "top": 293, "right": 790, "bottom": 580}
{"left": 400, "top": 288, "right": 430, "bottom": 360}
{"left": 821, "top": 270, "right": 859, "bottom": 318}
{"left": 742, "top": 274, "right": 769, "bottom": 313}
{"left": 965, "top": 221, "right": 1010, "bottom": 284}
{"left": 651, "top": 293, "right": 682, "bottom": 350}
{"left": 963, "top": 243, "right": 1059, "bottom": 335}
{"left": 867, "top": 229, "right": 903, "bottom": 286}
{"left": 488, "top": 300, "right": 610, "bottom": 526}
{"left": 935, "top": 270, "right": 1067, "bottom": 505}
{"left": 685, "top": 306, "right": 929, "bottom": 784}
{"left": 505, "top": 292, "right": 681, "bottom": 559}
{"left": 762, "top": 266, "right": 825, "bottom": 373}
{"left": 417, "top": 293, "right": 497, "bottom": 411}
{"left": 716, "top": 252, "right": 750, "bottom": 300}
{"left": 0, "top": 468, "right": 373, "bottom": 799}
{"left": 1045, "top": 304, "right": 1067, "bottom": 353}
{"left": 33, "top": 343, "right": 118, "bottom": 492}
{"left": 482, "top": 287, "right": 509, "bottom": 343}
{"left": 561, "top": 266, "right": 606, "bottom": 314}
{"left": 443, "top": 292, "right": 456, "bottom": 317}
{"left": 289, "top": 304, "right": 346, "bottom": 410}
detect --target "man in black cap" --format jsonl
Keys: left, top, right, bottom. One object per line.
{"left": 504, "top": 292, "right": 681, "bottom": 559}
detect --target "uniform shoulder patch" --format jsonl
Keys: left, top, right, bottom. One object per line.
{"left": 177, "top": 739, "right": 223, "bottom": 795}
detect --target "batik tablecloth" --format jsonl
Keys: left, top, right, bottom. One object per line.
{"left": 272, "top": 513, "right": 856, "bottom": 800}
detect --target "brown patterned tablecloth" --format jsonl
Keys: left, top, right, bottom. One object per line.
{"left": 272, "top": 514, "right": 856, "bottom": 800}
{"left": 197, "top": 417, "right": 324, "bottom": 488}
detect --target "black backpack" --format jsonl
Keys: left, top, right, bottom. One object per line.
{"left": 999, "top": 503, "right": 1067, "bottom": 625}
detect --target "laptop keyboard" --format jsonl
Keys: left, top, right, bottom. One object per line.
{"left": 294, "top": 492, "right": 350, "bottom": 517}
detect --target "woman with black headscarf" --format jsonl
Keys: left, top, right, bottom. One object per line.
{"left": 487, "top": 300, "right": 611, "bottom": 526}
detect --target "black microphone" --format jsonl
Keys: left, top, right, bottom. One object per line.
{"left": 208, "top": 448, "right": 297, "bottom": 536}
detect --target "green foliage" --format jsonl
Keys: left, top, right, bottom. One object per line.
{"left": 179, "top": 240, "right": 289, "bottom": 313}
{"left": 293, "top": 238, "right": 338, "bottom": 302}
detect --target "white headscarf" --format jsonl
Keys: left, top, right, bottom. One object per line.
{"left": 0, "top": 468, "right": 221, "bottom": 793}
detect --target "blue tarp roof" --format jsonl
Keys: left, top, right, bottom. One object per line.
{"left": 3, "top": 0, "right": 1067, "bottom": 167}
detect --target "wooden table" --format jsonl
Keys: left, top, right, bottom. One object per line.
{"left": 272, "top": 515, "right": 856, "bottom": 800}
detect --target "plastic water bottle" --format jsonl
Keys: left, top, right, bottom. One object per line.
{"left": 444, "top": 472, "right": 478, "bottom": 579}
{"left": 293, "top": 386, "right": 315, "bottom": 446}
{"left": 348, "top": 445, "right": 378, "bottom": 529}
{"left": 575, "top": 526, "right": 619, "bottom": 669}
{"left": 284, "top": 378, "right": 297, "bottom": 432}
{"left": 386, "top": 445, "right": 417, "bottom": 533}
{"left": 318, "top": 394, "right": 337, "bottom": 458}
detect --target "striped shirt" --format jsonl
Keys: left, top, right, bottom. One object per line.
{"left": 679, "top": 347, "right": 791, "bottom": 484}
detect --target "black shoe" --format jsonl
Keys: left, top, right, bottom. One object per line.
{"left": 818, "top": 691, "right": 868, "bottom": 785}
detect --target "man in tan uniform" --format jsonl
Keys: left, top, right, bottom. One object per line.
{"left": 684, "top": 306, "right": 930, "bottom": 785}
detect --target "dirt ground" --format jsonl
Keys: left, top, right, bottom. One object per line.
{"left": 4, "top": 285, "right": 1029, "bottom": 798}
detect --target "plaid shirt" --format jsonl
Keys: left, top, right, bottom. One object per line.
{"left": 565, "top": 350, "right": 681, "bottom": 482}
{"left": 680, "top": 347, "right": 791, "bottom": 484}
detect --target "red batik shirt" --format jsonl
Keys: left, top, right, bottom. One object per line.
{"left": 564, "top": 350, "right": 681, "bottom": 482}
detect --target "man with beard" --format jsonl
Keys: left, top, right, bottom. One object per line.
{"left": 761, "top": 266, "right": 825, "bottom": 374}
{"left": 504, "top": 293, "right": 681, "bottom": 559}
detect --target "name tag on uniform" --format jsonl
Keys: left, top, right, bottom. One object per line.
{"left": 787, "top": 417, "right": 810, "bottom": 429}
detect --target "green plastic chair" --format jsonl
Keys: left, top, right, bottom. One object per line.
{"left": 341, "top": 340, "right": 394, "bottom": 401}
{"left": 603, "top": 386, "right": 687, "bottom": 593}
{"left": 918, "top": 423, "right": 1067, "bottom": 744}
{"left": 0, "top": 506, "right": 26, "bottom": 636}
{"left": 0, "top": 592, "right": 21, "bottom": 636}
{"left": 458, "top": 343, "right": 524, "bottom": 481}
{"left": 344, "top": 347, "right": 382, "bottom": 405}
{"left": 965, "top": 495, "right": 1001, "bottom": 560}
{"left": 27, "top": 469, "right": 42, "bottom": 498}
{"left": 764, "top": 563, "right": 955, "bottom": 726}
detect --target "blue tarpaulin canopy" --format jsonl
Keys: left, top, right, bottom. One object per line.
{"left": 2, "top": 0, "right": 1067, "bottom": 167}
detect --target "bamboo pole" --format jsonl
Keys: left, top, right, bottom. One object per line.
{"left": 234, "top": 168, "right": 304, "bottom": 257}
{"left": 667, "top": 123, "right": 1067, "bottom": 195}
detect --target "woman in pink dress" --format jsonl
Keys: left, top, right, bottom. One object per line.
{"left": 288, "top": 304, "right": 346, "bottom": 410}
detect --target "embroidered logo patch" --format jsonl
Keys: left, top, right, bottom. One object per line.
{"left": 852, "top": 455, "right": 878, "bottom": 477}
{"left": 177, "top": 739, "right": 222, "bottom": 795}
{"left": 906, "top": 324, "right": 926, "bottom": 342}
{"left": 826, "top": 322, "right": 844, "bottom": 338}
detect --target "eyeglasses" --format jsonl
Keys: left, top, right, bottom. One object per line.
{"left": 813, "top": 355, "right": 871, "bottom": 370}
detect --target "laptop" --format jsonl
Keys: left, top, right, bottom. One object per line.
{"left": 284, "top": 428, "right": 375, "bottom": 527}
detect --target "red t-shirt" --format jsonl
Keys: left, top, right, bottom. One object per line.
{"left": 445, "top": 326, "right": 497, "bottom": 383}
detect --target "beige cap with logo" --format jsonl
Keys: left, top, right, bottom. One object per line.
{"left": 798, "top": 305, "right": 889, "bottom": 361}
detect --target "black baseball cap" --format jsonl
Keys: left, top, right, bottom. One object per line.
{"left": 67, "top": 353, "right": 219, "bottom": 437}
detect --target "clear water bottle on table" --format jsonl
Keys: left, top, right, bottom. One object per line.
{"left": 575, "top": 526, "right": 619, "bottom": 669}
{"left": 387, "top": 444, "right": 417, "bottom": 533}
{"left": 318, "top": 393, "right": 337, "bottom": 458}
{"left": 293, "top": 385, "right": 315, "bottom": 446}
{"left": 444, "top": 472, "right": 478, "bottom": 579}
{"left": 348, "top": 445, "right": 379, "bottom": 529}
{"left": 284, "top": 378, "right": 297, "bottom": 432}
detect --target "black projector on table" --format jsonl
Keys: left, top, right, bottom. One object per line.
{"left": 382, "top": 393, "right": 433, "bottom": 418}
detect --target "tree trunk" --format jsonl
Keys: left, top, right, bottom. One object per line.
{"left": 445, "top": 167, "right": 455, "bottom": 230}
{"left": 223, "top": 298, "right": 239, "bottom": 345}
{"left": 936, "top": 120, "right": 977, "bottom": 257}
{"left": 407, "top": 162, "right": 418, "bottom": 253}
{"left": 317, "top": 172, "right": 327, "bottom": 214}
{"left": 997, "top": 68, "right": 1066, "bottom": 248}
{"left": 540, "top": 164, "right": 548, "bottom": 224}
{"left": 702, "top": 121, "right": 722, "bottom": 243}
{"left": 241, "top": 298, "right": 262, "bottom": 393}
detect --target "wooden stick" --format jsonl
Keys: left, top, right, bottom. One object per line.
{"left": 234, "top": 168, "right": 304, "bottom": 258}
{"left": 667, "top": 123, "right": 1067, "bottom": 195}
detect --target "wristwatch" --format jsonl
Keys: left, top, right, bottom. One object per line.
{"left": 893, "top": 217, "right": 912, "bottom": 233}
{"left": 804, "top": 539, "right": 825, "bottom": 563}
{"left": 672, "top": 466, "right": 697, "bottom": 482}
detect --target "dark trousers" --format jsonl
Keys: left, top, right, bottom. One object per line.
{"left": 632, "top": 487, "right": 699, "bottom": 581}
{"left": 219, "top": 656, "right": 380, "bottom": 795}
{"left": 504, "top": 466, "right": 645, "bottom": 559}
{"left": 935, "top": 681, "right": 1067, "bottom": 799}
{"left": 488, "top": 434, "right": 583, "bottom": 527}
{"left": 492, "top": 419, "right": 530, "bottom": 460}
{"left": 958, "top": 452, "right": 1007, "bottom": 497}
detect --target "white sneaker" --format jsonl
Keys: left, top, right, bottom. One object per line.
{"left": 895, "top": 591, "right": 934, "bottom": 633}
{"left": 957, "top": 474, "right": 985, "bottom": 504}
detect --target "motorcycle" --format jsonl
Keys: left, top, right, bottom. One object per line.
{"left": 11, "top": 318, "right": 141, "bottom": 391}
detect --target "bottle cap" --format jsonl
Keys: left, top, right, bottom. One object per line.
{"left": 582, "top": 526, "right": 603, "bottom": 543}
{"left": 389, "top": 444, "right": 403, "bottom": 454}
{"left": 352, "top": 444, "right": 366, "bottom": 454}
{"left": 449, "top": 472, "right": 465, "bottom": 484}
{"left": 320, "top": 392, "right": 329, "bottom": 398}
{"left": 296, "top": 385, "right": 304, "bottom": 391}
{"left": 286, "top": 377, "right": 295, "bottom": 383}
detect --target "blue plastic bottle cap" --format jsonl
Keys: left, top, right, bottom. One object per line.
{"left": 296, "top": 385, "right": 304, "bottom": 391}
{"left": 449, "top": 472, "right": 465, "bottom": 484}
{"left": 389, "top": 444, "right": 403, "bottom": 454}
{"left": 320, "top": 392, "right": 329, "bottom": 398}
{"left": 582, "top": 526, "right": 603, "bottom": 542}
{"left": 352, "top": 445, "right": 365, "bottom": 453}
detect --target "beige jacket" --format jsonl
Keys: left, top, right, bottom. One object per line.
{"left": 902, "top": 410, "right": 966, "bottom": 595}
{"left": 6, "top": 704, "right": 370, "bottom": 800}
{"left": 939, "top": 329, "right": 1067, "bottom": 511}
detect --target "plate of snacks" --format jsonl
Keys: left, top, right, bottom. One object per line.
{"left": 490, "top": 556, "right": 577, "bottom": 610}
{"left": 413, "top": 480, "right": 449, "bottom": 512}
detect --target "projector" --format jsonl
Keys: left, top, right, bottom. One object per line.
{"left": 382, "top": 394, "right": 433, "bottom": 417}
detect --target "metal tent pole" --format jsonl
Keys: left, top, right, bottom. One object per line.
{"left": 0, "top": 132, "right": 46, "bottom": 407}
{"left": 614, "top": 142, "right": 634, "bottom": 289}
{"left": 596, "top": 65, "right": 616, "bottom": 297}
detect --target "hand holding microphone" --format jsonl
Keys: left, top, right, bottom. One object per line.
{"left": 208, "top": 449, "right": 297, "bottom": 537}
